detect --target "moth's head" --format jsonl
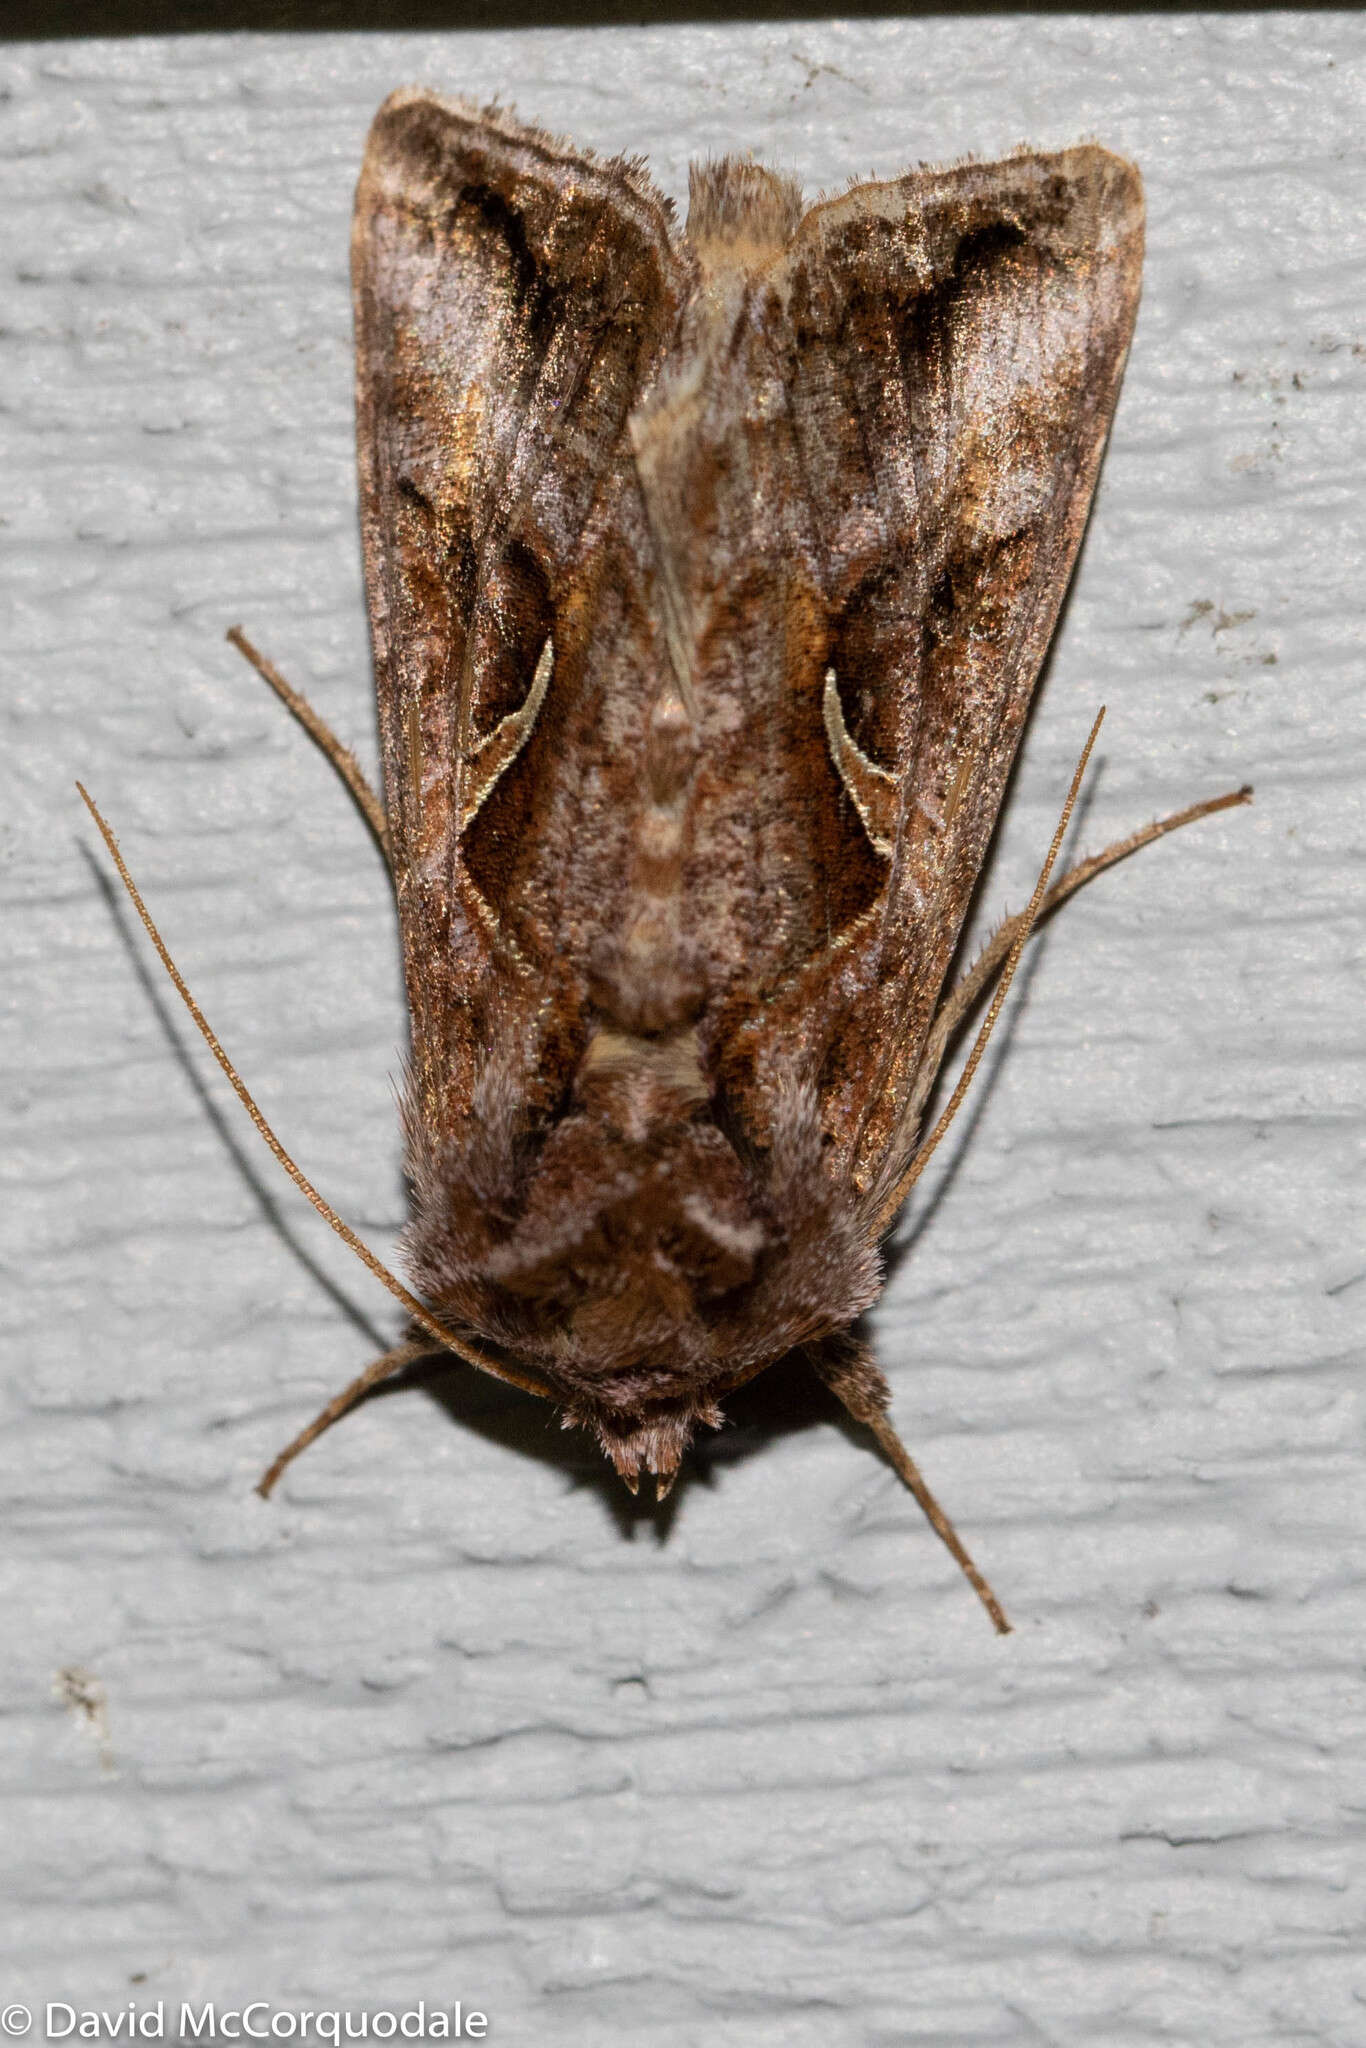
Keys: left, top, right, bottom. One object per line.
{"left": 565, "top": 1394, "right": 726, "bottom": 1501}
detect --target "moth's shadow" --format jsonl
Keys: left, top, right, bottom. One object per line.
{"left": 364, "top": 1343, "right": 862, "bottom": 1541}
{"left": 81, "top": 845, "right": 396, "bottom": 1356}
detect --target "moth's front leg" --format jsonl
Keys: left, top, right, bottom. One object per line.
{"left": 809, "top": 1336, "right": 1012, "bottom": 1635}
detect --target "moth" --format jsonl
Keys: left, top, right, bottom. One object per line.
{"left": 84, "top": 89, "right": 1249, "bottom": 1631}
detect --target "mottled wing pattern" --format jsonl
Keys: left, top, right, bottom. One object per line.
{"left": 700, "top": 150, "right": 1143, "bottom": 1211}
{"left": 352, "top": 89, "right": 687, "bottom": 1140}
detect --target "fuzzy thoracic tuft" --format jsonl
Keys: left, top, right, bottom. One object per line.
{"left": 686, "top": 157, "right": 804, "bottom": 260}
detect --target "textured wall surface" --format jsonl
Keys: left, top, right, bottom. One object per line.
{"left": 3, "top": 16, "right": 1363, "bottom": 2044}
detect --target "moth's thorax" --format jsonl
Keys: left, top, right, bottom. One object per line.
{"left": 499, "top": 1062, "right": 767, "bottom": 1342}
{"left": 403, "top": 1048, "right": 778, "bottom": 1489}
{"left": 401, "top": 1010, "right": 882, "bottom": 1487}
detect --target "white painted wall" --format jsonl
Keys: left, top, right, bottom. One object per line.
{"left": 4, "top": 17, "right": 1363, "bottom": 2043}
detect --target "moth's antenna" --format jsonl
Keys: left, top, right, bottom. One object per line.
{"left": 872, "top": 708, "right": 1105, "bottom": 1236}
{"left": 77, "top": 784, "right": 546, "bottom": 1403}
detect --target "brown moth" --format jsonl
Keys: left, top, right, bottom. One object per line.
{"left": 84, "top": 89, "right": 1249, "bottom": 1632}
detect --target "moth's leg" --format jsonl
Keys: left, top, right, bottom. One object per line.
{"left": 868, "top": 708, "right": 1110, "bottom": 1240}
{"left": 928, "top": 783, "right": 1253, "bottom": 1068}
{"left": 257, "top": 1336, "right": 437, "bottom": 1497}
{"left": 227, "top": 625, "right": 393, "bottom": 875}
{"left": 810, "top": 1340, "right": 1011, "bottom": 1636}
{"left": 870, "top": 775, "right": 1252, "bottom": 1236}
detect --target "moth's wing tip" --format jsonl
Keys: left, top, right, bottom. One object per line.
{"left": 370, "top": 81, "right": 441, "bottom": 118}
{"left": 357, "top": 86, "right": 676, "bottom": 233}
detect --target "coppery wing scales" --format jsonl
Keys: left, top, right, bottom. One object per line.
{"left": 346, "top": 91, "right": 1173, "bottom": 1611}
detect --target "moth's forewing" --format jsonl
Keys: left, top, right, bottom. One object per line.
{"left": 763, "top": 154, "right": 1144, "bottom": 1209}
{"left": 353, "top": 89, "right": 687, "bottom": 1146}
